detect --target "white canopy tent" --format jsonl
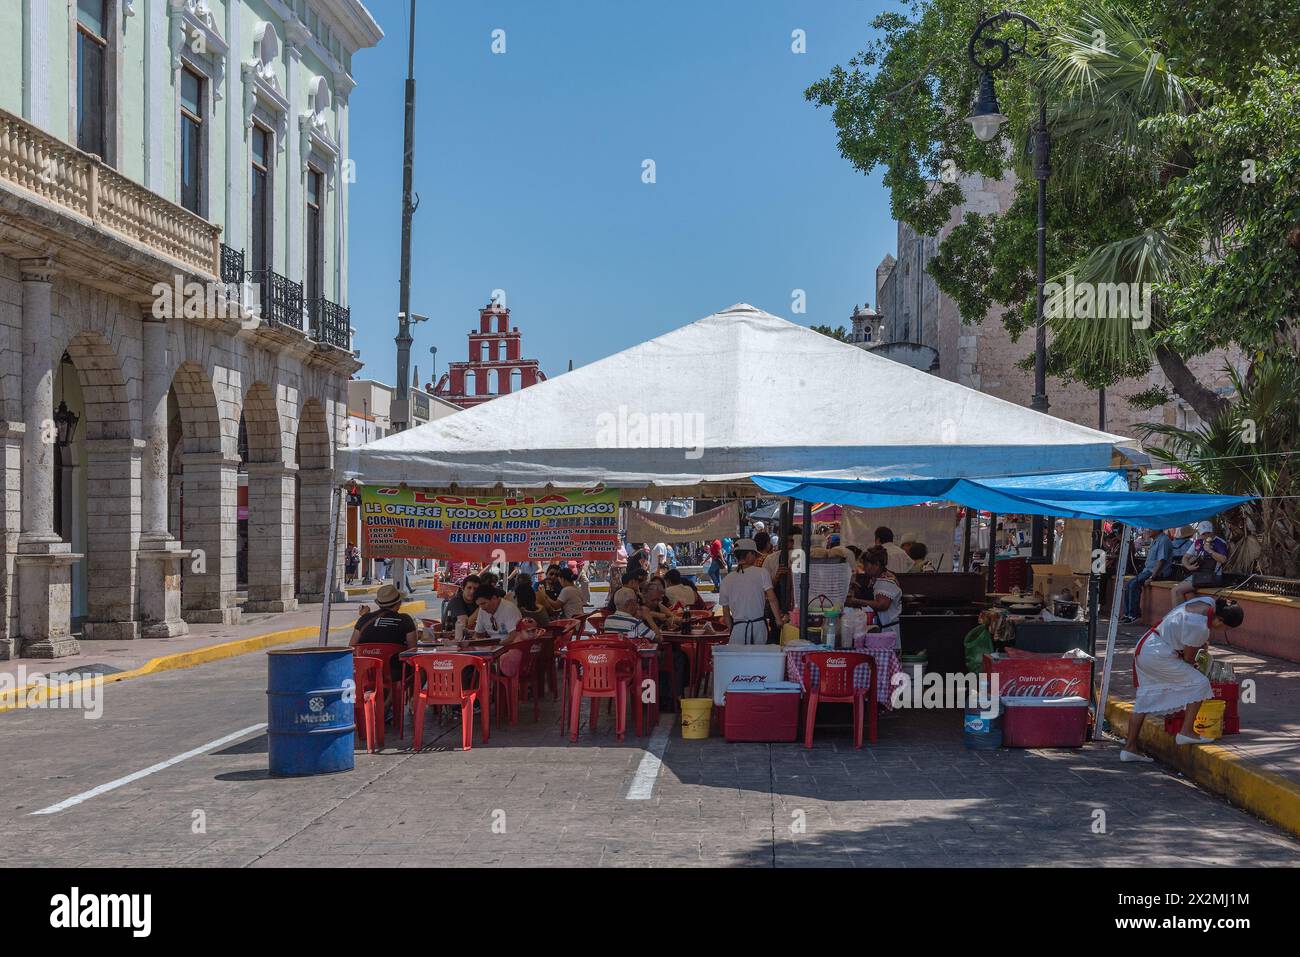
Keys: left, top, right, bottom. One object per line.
{"left": 339, "top": 303, "right": 1140, "bottom": 494}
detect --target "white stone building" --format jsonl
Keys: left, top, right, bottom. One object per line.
{"left": 0, "top": 1, "right": 382, "bottom": 658}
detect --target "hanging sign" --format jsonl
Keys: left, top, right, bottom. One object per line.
{"left": 358, "top": 485, "right": 619, "bottom": 561}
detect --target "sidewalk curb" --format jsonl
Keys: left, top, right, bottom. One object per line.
{"left": 0, "top": 600, "right": 426, "bottom": 715}
{"left": 1105, "top": 697, "right": 1300, "bottom": 841}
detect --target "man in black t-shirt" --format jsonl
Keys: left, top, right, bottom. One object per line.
{"left": 350, "top": 584, "right": 417, "bottom": 681}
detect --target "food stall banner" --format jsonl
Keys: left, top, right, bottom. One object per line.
{"left": 359, "top": 486, "right": 618, "bottom": 561}
{"left": 842, "top": 505, "right": 959, "bottom": 568}
{"left": 627, "top": 502, "right": 737, "bottom": 543}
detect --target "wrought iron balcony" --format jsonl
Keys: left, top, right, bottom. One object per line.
{"left": 245, "top": 269, "right": 303, "bottom": 331}
{"left": 220, "top": 244, "right": 244, "bottom": 286}
{"left": 307, "top": 297, "right": 351, "bottom": 350}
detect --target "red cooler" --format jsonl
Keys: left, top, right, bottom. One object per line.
{"left": 1000, "top": 695, "right": 1090, "bottom": 748}
{"left": 723, "top": 681, "right": 802, "bottom": 743}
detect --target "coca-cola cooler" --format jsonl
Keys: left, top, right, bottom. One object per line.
{"left": 1000, "top": 695, "right": 1091, "bottom": 748}
{"left": 724, "top": 681, "right": 802, "bottom": 743}
{"left": 984, "top": 649, "right": 1093, "bottom": 699}
{"left": 710, "top": 645, "right": 788, "bottom": 731}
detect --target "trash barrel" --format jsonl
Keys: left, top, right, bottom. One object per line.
{"left": 267, "top": 647, "right": 355, "bottom": 776}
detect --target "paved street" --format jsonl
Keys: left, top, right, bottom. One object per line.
{"left": 3, "top": 626, "right": 1298, "bottom": 868}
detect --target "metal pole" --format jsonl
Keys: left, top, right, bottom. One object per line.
{"left": 962, "top": 507, "right": 972, "bottom": 572}
{"left": 986, "top": 512, "right": 998, "bottom": 592}
{"left": 1031, "top": 88, "right": 1050, "bottom": 414}
{"left": 318, "top": 485, "right": 341, "bottom": 646}
{"left": 390, "top": 0, "right": 418, "bottom": 592}
{"left": 797, "top": 500, "right": 812, "bottom": 643}
{"left": 1092, "top": 524, "right": 1132, "bottom": 740}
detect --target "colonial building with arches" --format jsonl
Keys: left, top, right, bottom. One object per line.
{"left": 0, "top": 1, "right": 382, "bottom": 658}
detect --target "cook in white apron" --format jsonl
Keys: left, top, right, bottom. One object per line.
{"left": 718, "top": 541, "right": 786, "bottom": 646}
{"left": 1120, "top": 596, "right": 1244, "bottom": 762}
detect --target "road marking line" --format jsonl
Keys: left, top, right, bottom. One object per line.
{"left": 30, "top": 723, "right": 268, "bottom": 815}
{"left": 625, "top": 716, "right": 672, "bottom": 800}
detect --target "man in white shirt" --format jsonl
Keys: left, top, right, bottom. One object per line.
{"left": 874, "top": 526, "right": 914, "bottom": 575}
{"left": 473, "top": 585, "right": 523, "bottom": 640}
{"left": 650, "top": 541, "right": 670, "bottom": 575}
{"left": 718, "top": 539, "right": 786, "bottom": 645}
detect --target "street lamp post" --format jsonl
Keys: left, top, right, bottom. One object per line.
{"left": 964, "top": 10, "right": 1050, "bottom": 416}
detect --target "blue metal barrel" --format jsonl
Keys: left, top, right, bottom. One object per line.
{"left": 267, "top": 647, "right": 355, "bottom": 776}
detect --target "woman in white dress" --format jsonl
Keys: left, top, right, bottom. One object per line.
{"left": 1121, "top": 596, "right": 1244, "bottom": 762}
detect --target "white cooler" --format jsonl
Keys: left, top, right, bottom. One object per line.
{"left": 710, "top": 645, "right": 788, "bottom": 706}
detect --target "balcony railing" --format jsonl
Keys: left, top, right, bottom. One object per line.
{"left": 307, "top": 297, "right": 351, "bottom": 350}
{"left": 0, "top": 106, "right": 220, "bottom": 276}
{"left": 220, "top": 244, "right": 244, "bottom": 286}
{"left": 245, "top": 269, "right": 303, "bottom": 331}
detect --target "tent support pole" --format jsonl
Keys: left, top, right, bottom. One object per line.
{"left": 798, "top": 500, "right": 812, "bottom": 644}
{"left": 318, "top": 484, "right": 342, "bottom": 647}
{"left": 1092, "top": 523, "right": 1132, "bottom": 740}
{"left": 986, "top": 512, "right": 998, "bottom": 592}
{"left": 778, "top": 499, "right": 792, "bottom": 611}
{"left": 961, "top": 508, "right": 972, "bottom": 572}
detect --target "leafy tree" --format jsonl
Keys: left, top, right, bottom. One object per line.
{"left": 810, "top": 324, "right": 852, "bottom": 342}
{"left": 806, "top": 0, "right": 1300, "bottom": 422}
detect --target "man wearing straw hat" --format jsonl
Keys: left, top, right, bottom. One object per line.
{"left": 349, "top": 584, "right": 418, "bottom": 686}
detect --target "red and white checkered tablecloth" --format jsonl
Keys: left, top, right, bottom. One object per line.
{"left": 785, "top": 646, "right": 903, "bottom": 708}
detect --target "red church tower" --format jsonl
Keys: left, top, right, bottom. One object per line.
{"left": 430, "top": 302, "right": 547, "bottom": 409}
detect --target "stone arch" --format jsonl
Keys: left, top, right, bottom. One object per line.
{"left": 63, "top": 330, "right": 132, "bottom": 441}
{"left": 172, "top": 362, "right": 240, "bottom": 623}
{"left": 295, "top": 397, "right": 337, "bottom": 602}
{"left": 61, "top": 330, "right": 140, "bottom": 639}
{"left": 241, "top": 379, "right": 298, "bottom": 612}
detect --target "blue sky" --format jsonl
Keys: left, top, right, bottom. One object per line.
{"left": 346, "top": 0, "right": 897, "bottom": 388}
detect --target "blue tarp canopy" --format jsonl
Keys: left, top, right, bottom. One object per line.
{"left": 751, "top": 470, "right": 1251, "bottom": 528}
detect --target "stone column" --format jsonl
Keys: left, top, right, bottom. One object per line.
{"left": 295, "top": 468, "right": 344, "bottom": 603}
{"left": 244, "top": 460, "right": 297, "bottom": 612}
{"left": 81, "top": 437, "right": 142, "bottom": 640}
{"left": 135, "top": 313, "right": 188, "bottom": 638}
{"left": 0, "top": 422, "right": 26, "bottom": 660}
{"left": 15, "top": 260, "right": 80, "bottom": 658}
{"left": 180, "top": 451, "right": 241, "bottom": 624}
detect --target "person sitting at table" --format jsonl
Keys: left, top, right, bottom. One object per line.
{"left": 905, "top": 541, "right": 936, "bottom": 573}
{"left": 473, "top": 584, "right": 523, "bottom": 641}
{"left": 718, "top": 538, "right": 787, "bottom": 645}
{"left": 441, "top": 574, "right": 481, "bottom": 636}
{"left": 638, "top": 579, "right": 679, "bottom": 631}
{"left": 601, "top": 591, "right": 658, "bottom": 639}
{"left": 349, "top": 584, "right": 418, "bottom": 704}
{"left": 854, "top": 546, "right": 903, "bottom": 648}
{"left": 512, "top": 577, "right": 551, "bottom": 628}
{"left": 608, "top": 568, "right": 647, "bottom": 611}
{"left": 556, "top": 566, "right": 586, "bottom": 617}
{"left": 664, "top": 568, "right": 705, "bottom": 609}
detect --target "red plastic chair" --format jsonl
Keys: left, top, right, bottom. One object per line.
{"left": 801, "top": 651, "right": 878, "bottom": 749}
{"left": 493, "top": 635, "right": 543, "bottom": 724}
{"left": 543, "top": 619, "right": 581, "bottom": 699}
{"left": 353, "top": 655, "right": 385, "bottom": 753}
{"left": 354, "top": 643, "right": 408, "bottom": 738}
{"left": 410, "top": 654, "right": 489, "bottom": 751}
{"left": 567, "top": 645, "right": 639, "bottom": 742}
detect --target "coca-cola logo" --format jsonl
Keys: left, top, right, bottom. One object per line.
{"left": 1000, "top": 675, "right": 1082, "bottom": 697}
{"left": 827, "top": 657, "right": 847, "bottom": 668}
{"left": 589, "top": 653, "right": 609, "bottom": 664}
{"left": 433, "top": 660, "right": 453, "bottom": 670}
{"left": 731, "top": 674, "right": 766, "bottom": 683}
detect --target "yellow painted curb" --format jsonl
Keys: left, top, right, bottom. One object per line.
{"left": 1105, "top": 696, "right": 1300, "bottom": 841}
{"left": 0, "top": 600, "right": 425, "bottom": 715}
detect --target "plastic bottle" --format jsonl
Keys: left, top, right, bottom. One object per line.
{"left": 1195, "top": 647, "right": 1211, "bottom": 674}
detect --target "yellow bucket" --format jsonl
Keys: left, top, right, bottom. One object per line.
{"left": 680, "top": 698, "right": 713, "bottom": 739}
{"left": 1193, "top": 699, "right": 1226, "bottom": 741}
